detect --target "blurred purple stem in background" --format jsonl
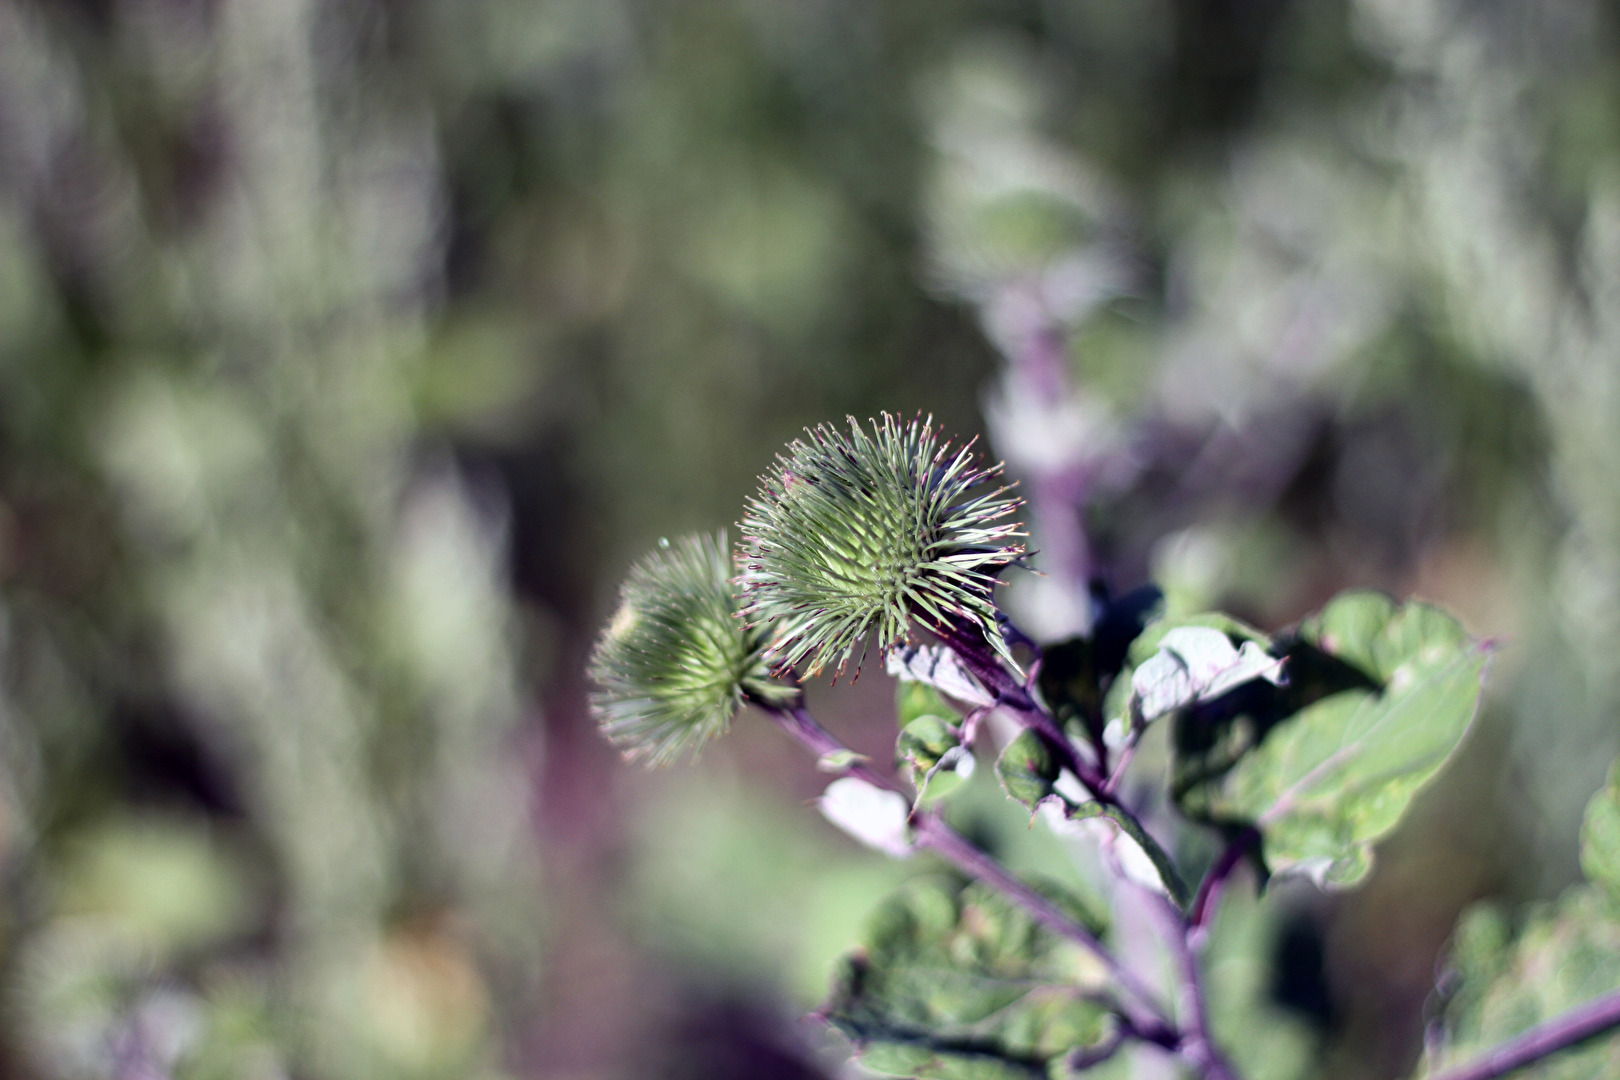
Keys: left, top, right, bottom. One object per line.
{"left": 1426, "top": 990, "right": 1620, "bottom": 1080}
{"left": 990, "top": 294, "right": 1102, "bottom": 633}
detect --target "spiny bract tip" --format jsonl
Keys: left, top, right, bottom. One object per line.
{"left": 737, "top": 413, "right": 1025, "bottom": 678}
{"left": 589, "top": 530, "right": 795, "bottom": 766}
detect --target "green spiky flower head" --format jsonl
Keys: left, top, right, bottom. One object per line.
{"left": 589, "top": 531, "right": 796, "bottom": 766}
{"left": 738, "top": 414, "right": 1025, "bottom": 678}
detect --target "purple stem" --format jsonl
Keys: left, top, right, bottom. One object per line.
{"left": 1426, "top": 990, "right": 1620, "bottom": 1080}
{"left": 933, "top": 619, "right": 1112, "bottom": 797}
{"left": 1103, "top": 732, "right": 1141, "bottom": 795}
{"left": 1005, "top": 308, "right": 1098, "bottom": 614}
{"left": 759, "top": 700, "right": 1175, "bottom": 1037}
{"left": 1145, "top": 890, "right": 1240, "bottom": 1080}
{"left": 1159, "top": 900, "right": 1231, "bottom": 1080}
{"left": 1190, "top": 828, "right": 1261, "bottom": 931}
{"left": 910, "top": 811, "right": 1175, "bottom": 1040}
{"left": 769, "top": 701, "right": 901, "bottom": 794}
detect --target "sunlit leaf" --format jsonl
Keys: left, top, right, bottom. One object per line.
{"left": 1103, "top": 612, "right": 1272, "bottom": 736}
{"left": 820, "top": 778, "right": 916, "bottom": 857}
{"left": 824, "top": 877, "right": 1110, "bottom": 1079}
{"left": 1131, "top": 626, "right": 1285, "bottom": 727}
{"left": 890, "top": 644, "right": 997, "bottom": 708}
{"left": 997, "top": 730, "right": 1060, "bottom": 813}
{"left": 1188, "top": 592, "right": 1486, "bottom": 888}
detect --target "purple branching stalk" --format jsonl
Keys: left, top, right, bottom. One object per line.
{"left": 760, "top": 695, "right": 1276, "bottom": 1080}
{"left": 1149, "top": 892, "right": 1240, "bottom": 1080}
{"left": 1103, "top": 731, "right": 1141, "bottom": 795}
{"left": 1189, "top": 827, "right": 1262, "bottom": 933}
{"left": 933, "top": 617, "right": 1112, "bottom": 797}
{"left": 755, "top": 546, "right": 1620, "bottom": 1080}
{"left": 910, "top": 811, "right": 1176, "bottom": 1041}
{"left": 1426, "top": 990, "right": 1620, "bottom": 1080}
{"left": 757, "top": 699, "right": 1176, "bottom": 1038}
{"left": 767, "top": 701, "right": 907, "bottom": 796}
{"left": 1005, "top": 314, "right": 1095, "bottom": 586}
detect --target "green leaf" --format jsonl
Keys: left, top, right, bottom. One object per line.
{"left": 900, "top": 680, "right": 964, "bottom": 728}
{"left": 825, "top": 877, "right": 1111, "bottom": 1080}
{"left": 1189, "top": 593, "right": 1486, "bottom": 888}
{"left": 918, "top": 768, "right": 971, "bottom": 806}
{"left": 899, "top": 715, "right": 972, "bottom": 804}
{"left": 997, "top": 730, "right": 1060, "bottom": 812}
{"left": 818, "top": 748, "right": 870, "bottom": 773}
{"left": 900, "top": 716, "right": 962, "bottom": 775}
{"left": 1582, "top": 764, "right": 1620, "bottom": 910}
{"left": 1421, "top": 887, "right": 1620, "bottom": 1079}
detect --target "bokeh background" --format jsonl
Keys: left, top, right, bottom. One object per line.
{"left": 0, "top": 0, "right": 1616, "bottom": 1077}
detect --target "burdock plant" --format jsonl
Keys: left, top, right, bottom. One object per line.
{"left": 738, "top": 414, "right": 1024, "bottom": 678}
{"left": 587, "top": 416, "right": 1620, "bottom": 1080}
{"left": 589, "top": 531, "right": 796, "bottom": 765}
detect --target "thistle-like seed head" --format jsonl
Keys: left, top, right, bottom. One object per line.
{"left": 738, "top": 414, "right": 1025, "bottom": 678}
{"left": 589, "top": 531, "right": 795, "bottom": 766}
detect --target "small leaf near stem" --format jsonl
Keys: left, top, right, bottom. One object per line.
{"left": 1070, "top": 802, "right": 1192, "bottom": 909}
